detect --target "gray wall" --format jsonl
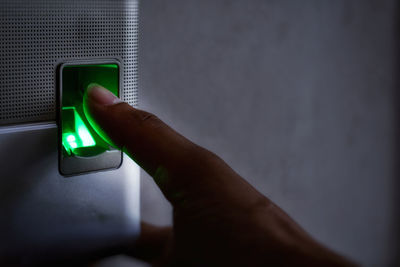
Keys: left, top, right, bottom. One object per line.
{"left": 135, "top": 0, "right": 399, "bottom": 266}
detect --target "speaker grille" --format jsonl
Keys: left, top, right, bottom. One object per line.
{"left": 0, "top": 0, "right": 139, "bottom": 125}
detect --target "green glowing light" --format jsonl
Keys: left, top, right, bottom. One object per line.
{"left": 61, "top": 63, "right": 119, "bottom": 157}
{"left": 66, "top": 134, "right": 76, "bottom": 142}
{"left": 62, "top": 107, "right": 96, "bottom": 155}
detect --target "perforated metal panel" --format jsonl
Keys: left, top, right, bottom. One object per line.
{"left": 0, "top": 0, "right": 139, "bottom": 125}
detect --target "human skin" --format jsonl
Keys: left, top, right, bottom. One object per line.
{"left": 84, "top": 85, "right": 357, "bottom": 267}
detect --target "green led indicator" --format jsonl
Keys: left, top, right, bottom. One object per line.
{"left": 62, "top": 107, "right": 96, "bottom": 155}
{"left": 66, "top": 135, "right": 77, "bottom": 148}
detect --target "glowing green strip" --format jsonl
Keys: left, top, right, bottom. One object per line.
{"left": 62, "top": 107, "right": 96, "bottom": 155}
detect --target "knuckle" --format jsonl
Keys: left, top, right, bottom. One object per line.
{"left": 137, "top": 111, "right": 164, "bottom": 129}
{"left": 189, "top": 145, "right": 225, "bottom": 170}
{"left": 119, "top": 106, "right": 164, "bottom": 130}
{"left": 139, "top": 111, "right": 158, "bottom": 122}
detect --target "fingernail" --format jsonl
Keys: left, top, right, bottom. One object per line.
{"left": 87, "top": 84, "right": 122, "bottom": 105}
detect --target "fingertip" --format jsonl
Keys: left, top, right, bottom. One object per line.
{"left": 82, "top": 84, "right": 123, "bottom": 149}
{"left": 85, "top": 83, "right": 123, "bottom": 106}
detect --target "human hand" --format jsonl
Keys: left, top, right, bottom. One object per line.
{"left": 84, "top": 85, "right": 356, "bottom": 267}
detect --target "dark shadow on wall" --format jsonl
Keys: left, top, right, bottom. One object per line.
{"left": 393, "top": 1, "right": 400, "bottom": 265}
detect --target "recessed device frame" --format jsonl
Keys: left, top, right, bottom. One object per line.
{"left": 57, "top": 59, "right": 123, "bottom": 176}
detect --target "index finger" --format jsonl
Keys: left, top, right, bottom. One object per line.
{"left": 83, "top": 85, "right": 264, "bottom": 207}
{"left": 83, "top": 86, "right": 209, "bottom": 190}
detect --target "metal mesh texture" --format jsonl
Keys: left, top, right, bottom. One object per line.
{"left": 0, "top": 0, "right": 139, "bottom": 125}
